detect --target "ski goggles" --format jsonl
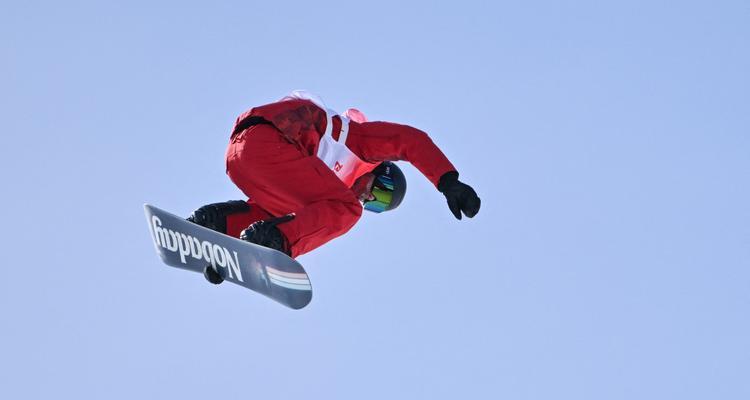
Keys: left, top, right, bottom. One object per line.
{"left": 364, "top": 175, "right": 395, "bottom": 213}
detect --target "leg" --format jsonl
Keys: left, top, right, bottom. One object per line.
{"left": 187, "top": 200, "right": 252, "bottom": 234}
{"left": 225, "top": 201, "right": 273, "bottom": 238}
{"left": 226, "top": 125, "right": 362, "bottom": 258}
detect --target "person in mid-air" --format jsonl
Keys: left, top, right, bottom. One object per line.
{"left": 188, "top": 91, "right": 480, "bottom": 282}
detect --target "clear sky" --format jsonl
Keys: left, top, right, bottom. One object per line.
{"left": 2, "top": 1, "right": 748, "bottom": 399}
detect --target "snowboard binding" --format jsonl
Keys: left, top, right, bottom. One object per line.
{"left": 240, "top": 213, "right": 295, "bottom": 256}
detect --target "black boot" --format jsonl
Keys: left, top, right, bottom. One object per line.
{"left": 240, "top": 214, "right": 295, "bottom": 256}
{"left": 187, "top": 200, "right": 250, "bottom": 234}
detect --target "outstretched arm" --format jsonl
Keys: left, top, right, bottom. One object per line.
{"left": 346, "top": 120, "right": 480, "bottom": 219}
{"left": 346, "top": 121, "right": 456, "bottom": 187}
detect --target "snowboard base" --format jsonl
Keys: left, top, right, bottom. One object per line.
{"left": 144, "top": 204, "right": 312, "bottom": 309}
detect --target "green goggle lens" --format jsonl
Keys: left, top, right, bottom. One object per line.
{"left": 364, "top": 178, "right": 394, "bottom": 213}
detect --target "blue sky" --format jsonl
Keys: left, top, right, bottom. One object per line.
{"left": 2, "top": 1, "right": 748, "bottom": 399}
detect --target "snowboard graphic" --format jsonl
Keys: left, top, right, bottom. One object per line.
{"left": 144, "top": 204, "right": 312, "bottom": 309}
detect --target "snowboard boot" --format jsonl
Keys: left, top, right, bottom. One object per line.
{"left": 203, "top": 265, "right": 224, "bottom": 285}
{"left": 187, "top": 200, "right": 250, "bottom": 234}
{"left": 240, "top": 214, "right": 295, "bottom": 257}
{"left": 188, "top": 200, "right": 250, "bottom": 285}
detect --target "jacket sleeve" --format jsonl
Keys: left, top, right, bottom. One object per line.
{"left": 345, "top": 121, "right": 457, "bottom": 187}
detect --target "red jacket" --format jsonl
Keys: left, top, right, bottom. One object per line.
{"left": 235, "top": 99, "right": 456, "bottom": 187}
{"left": 225, "top": 97, "right": 457, "bottom": 257}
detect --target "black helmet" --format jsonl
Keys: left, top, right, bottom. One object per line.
{"left": 364, "top": 162, "right": 407, "bottom": 213}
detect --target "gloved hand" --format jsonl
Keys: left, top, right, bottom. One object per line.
{"left": 187, "top": 200, "right": 250, "bottom": 233}
{"left": 437, "top": 171, "right": 480, "bottom": 220}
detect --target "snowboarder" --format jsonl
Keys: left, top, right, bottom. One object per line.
{"left": 188, "top": 91, "right": 480, "bottom": 264}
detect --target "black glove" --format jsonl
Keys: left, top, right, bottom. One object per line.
{"left": 187, "top": 200, "right": 250, "bottom": 234}
{"left": 438, "top": 171, "right": 480, "bottom": 220}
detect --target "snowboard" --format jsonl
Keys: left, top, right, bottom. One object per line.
{"left": 144, "top": 204, "right": 312, "bottom": 309}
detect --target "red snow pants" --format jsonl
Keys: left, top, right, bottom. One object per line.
{"left": 224, "top": 124, "right": 363, "bottom": 258}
